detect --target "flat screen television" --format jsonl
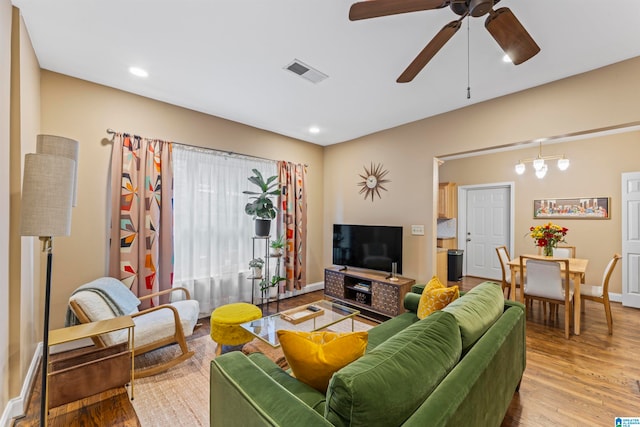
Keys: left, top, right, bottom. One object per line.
{"left": 332, "top": 224, "right": 403, "bottom": 274}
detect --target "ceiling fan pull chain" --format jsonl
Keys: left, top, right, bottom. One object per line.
{"left": 466, "top": 17, "right": 471, "bottom": 99}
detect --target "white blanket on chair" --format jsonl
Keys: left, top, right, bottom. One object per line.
{"left": 65, "top": 277, "right": 141, "bottom": 326}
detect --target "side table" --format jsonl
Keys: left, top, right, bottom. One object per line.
{"left": 47, "top": 316, "right": 135, "bottom": 416}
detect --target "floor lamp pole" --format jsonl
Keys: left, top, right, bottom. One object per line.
{"left": 40, "top": 237, "right": 53, "bottom": 427}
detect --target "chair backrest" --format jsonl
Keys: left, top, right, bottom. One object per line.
{"left": 537, "top": 245, "right": 576, "bottom": 258}
{"left": 520, "top": 256, "right": 570, "bottom": 301}
{"left": 68, "top": 277, "right": 141, "bottom": 347}
{"left": 553, "top": 245, "right": 576, "bottom": 258}
{"left": 495, "top": 246, "right": 511, "bottom": 282}
{"left": 601, "top": 253, "right": 622, "bottom": 294}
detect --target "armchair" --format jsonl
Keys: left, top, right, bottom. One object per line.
{"left": 68, "top": 277, "right": 200, "bottom": 377}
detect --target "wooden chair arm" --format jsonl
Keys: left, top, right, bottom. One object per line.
{"left": 138, "top": 286, "right": 191, "bottom": 302}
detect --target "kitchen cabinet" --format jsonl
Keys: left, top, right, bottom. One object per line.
{"left": 436, "top": 248, "right": 448, "bottom": 284}
{"left": 437, "top": 238, "right": 457, "bottom": 250}
{"left": 438, "top": 182, "right": 457, "bottom": 219}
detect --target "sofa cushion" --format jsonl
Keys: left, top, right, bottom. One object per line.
{"left": 366, "top": 311, "right": 419, "bottom": 350}
{"left": 247, "top": 352, "right": 327, "bottom": 414}
{"left": 325, "top": 310, "right": 462, "bottom": 427}
{"left": 442, "top": 281, "right": 504, "bottom": 352}
{"left": 103, "top": 300, "right": 199, "bottom": 348}
{"left": 417, "top": 276, "right": 459, "bottom": 319}
{"left": 277, "top": 330, "right": 368, "bottom": 393}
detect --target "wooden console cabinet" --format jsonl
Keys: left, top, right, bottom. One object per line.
{"left": 324, "top": 267, "right": 415, "bottom": 318}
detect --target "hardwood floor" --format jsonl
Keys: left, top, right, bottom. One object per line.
{"left": 14, "top": 277, "right": 640, "bottom": 426}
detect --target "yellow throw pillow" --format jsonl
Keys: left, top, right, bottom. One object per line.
{"left": 417, "top": 276, "right": 459, "bottom": 319}
{"left": 276, "top": 330, "right": 368, "bottom": 393}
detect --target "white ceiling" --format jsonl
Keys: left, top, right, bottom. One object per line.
{"left": 12, "top": 0, "right": 640, "bottom": 146}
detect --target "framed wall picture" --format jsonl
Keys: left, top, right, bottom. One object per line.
{"left": 533, "top": 197, "right": 610, "bottom": 219}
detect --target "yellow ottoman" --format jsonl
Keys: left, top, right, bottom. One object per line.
{"left": 210, "top": 303, "right": 262, "bottom": 355}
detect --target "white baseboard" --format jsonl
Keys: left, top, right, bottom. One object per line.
{"left": 609, "top": 292, "right": 622, "bottom": 303}
{"left": 1, "top": 342, "right": 42, "bottom": 427}
{"left": 278, "top": 281, "right": 324, "bottom": 300}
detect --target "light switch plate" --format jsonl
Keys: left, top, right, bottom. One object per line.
{"left": 411, "top": 225, "right": 425, "bottom": 235}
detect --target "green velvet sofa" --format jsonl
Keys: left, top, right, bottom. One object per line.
{"left": 210, "top": 281, "right": 526, "bottom": 426}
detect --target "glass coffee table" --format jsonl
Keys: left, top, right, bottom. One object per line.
{"left": 240, "top": 300, "right": 360, "bottom": 348}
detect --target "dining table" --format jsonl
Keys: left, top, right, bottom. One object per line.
{"left": 506, "top": 254, "right": 589, "bottom": 335}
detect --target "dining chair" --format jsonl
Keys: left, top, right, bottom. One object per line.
{"left": 538, "top": 245, "right": 583, "bottom": 284}
{"left": 495, "top": 245, "right": 520, "bottom": 299}
{"left": 520, "top": 256, "right": 573, "bottom": 339}
{"left": 553, "top": 245, "right": 576, "bottom": 258}
{"left": 536, "top": 245, "right": 576, "bottom": 258}
{"left": 579, "top": 253, "right": 621, "bottom": 334}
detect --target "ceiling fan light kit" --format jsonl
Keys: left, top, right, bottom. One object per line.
{"left": 515, "top": 142, "right": 570, "bottom": 178}
{"left": 468, "top": 0, "right": 493, "bottom": 17}
{"left": 349, "top": 0, "right": 540, "bottom": 83}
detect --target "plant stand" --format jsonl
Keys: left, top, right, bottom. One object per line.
{"left": 249, "top": 236, "right": 280, "bottom": 315}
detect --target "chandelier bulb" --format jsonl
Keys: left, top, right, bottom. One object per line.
{"left": 515, "top": 162, "right": 525, "bottom": 175}
{"left": 535, "top": 164, "right": 548, "bottom": 179}
{"left": 532, "top": 158, "right": 545, "bottom": 171}
{"left": 557, "top": 157, "right": 570, "bottom": 171}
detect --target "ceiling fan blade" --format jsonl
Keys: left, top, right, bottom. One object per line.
{"left": 397, "top": 19, "right": 462, "bottom": 83}
{"left": 349, "top": 0, "right": 447, "bottom": 21}
{"left": 485, "top": 7, "right": 540, "bottom": 65}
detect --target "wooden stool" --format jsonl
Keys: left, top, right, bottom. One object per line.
{"left": 210, "top": 303, "right": 262, "bottom": 355}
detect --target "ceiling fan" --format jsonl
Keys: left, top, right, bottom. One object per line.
{"left": 349, "top": 0, "right": 540, "bottom": 83}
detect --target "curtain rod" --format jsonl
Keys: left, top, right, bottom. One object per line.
{"left": 106, "top": 128, "right": 308, "bottom": 167}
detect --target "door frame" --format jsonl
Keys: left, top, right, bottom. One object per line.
{"left": 622, "top": 171, "right": 640, "bottom": 308}
{"left": 457, "top": 182, "right": 516, "bottom": 277}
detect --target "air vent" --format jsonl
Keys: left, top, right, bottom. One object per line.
{"left": 284, "top": 59, "right": 328, "bottom": 84}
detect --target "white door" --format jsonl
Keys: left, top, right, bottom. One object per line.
{"left": 622, "top": 172, "right": 640, "bottom": 308}
{"left": 463, "top": 186, "right": 511, "bottom": 280}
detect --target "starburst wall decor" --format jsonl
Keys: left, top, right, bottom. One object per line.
{"left": 357, "top": 162, "right": 390, "bottom": 201}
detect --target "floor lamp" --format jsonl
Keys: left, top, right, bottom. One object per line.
{"left": 20, "top": 136, "right": 78, "bottom": 427}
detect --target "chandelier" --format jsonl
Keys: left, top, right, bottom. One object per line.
{"left": 515, "top": 141, "right": 569, "bottom": 179}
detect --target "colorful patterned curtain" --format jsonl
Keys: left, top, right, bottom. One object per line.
{"left": 278, "top": 161, "right": 307, "bottom": 291}
{"left": 109, "top": 134, "right": 174, "bottom": 308}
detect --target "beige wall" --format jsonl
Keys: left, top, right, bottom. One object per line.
{"left": 5, "top": 3, "right": 42, "bottom": 409}
{"left": 1, "top": 0, "right": 12, "bottom": 413}
{"left": 439, "top": 132, "right": 640, "bottom": 294}
{"left": 17, "top": 7, "right": 41, "bottom": 392}
{"left": 39, "top": 71, "right": 325, "bottom": 330}
{"left": 323, "top": 56, "right": 640, "bottom": 284}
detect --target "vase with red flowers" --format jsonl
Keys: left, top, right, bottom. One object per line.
{"left": 529, "top": 222, "right": 569, "bottom": 256}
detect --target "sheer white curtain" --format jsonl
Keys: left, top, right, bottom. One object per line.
{"left": 173, "top": 145, "right": 277, "bottom": 316}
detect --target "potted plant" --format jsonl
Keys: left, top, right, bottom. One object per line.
{"left": 248, "top": 257, "right": 264, "bottom": 278}
{"left": 270, "top": 233, "right": 285, "bottom": 256}
{"left": 259, "top": 275, "right": 286, "bottom": 299}
{"left": 243, "top": 169, "right": 280, "bottom": 237}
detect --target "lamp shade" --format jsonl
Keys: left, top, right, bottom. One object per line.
{"left": 20, "top": 153, "right": 75, "bottom": 237}
{"left": 36, "top": 134, "right": 79, "bottom": 206}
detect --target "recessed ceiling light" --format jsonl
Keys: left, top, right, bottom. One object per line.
{"left": 309, "top": 126, "right": 320, "bottom": 134}
{"left": 129, "top": 66, "right": 149, "bottom": 78}
{"left": 502, "top": 54, "right": 512, "bottom": 63}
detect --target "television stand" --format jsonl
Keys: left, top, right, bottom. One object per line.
{"left": 324, "top": 267, "right": 415, "bottom": 318}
